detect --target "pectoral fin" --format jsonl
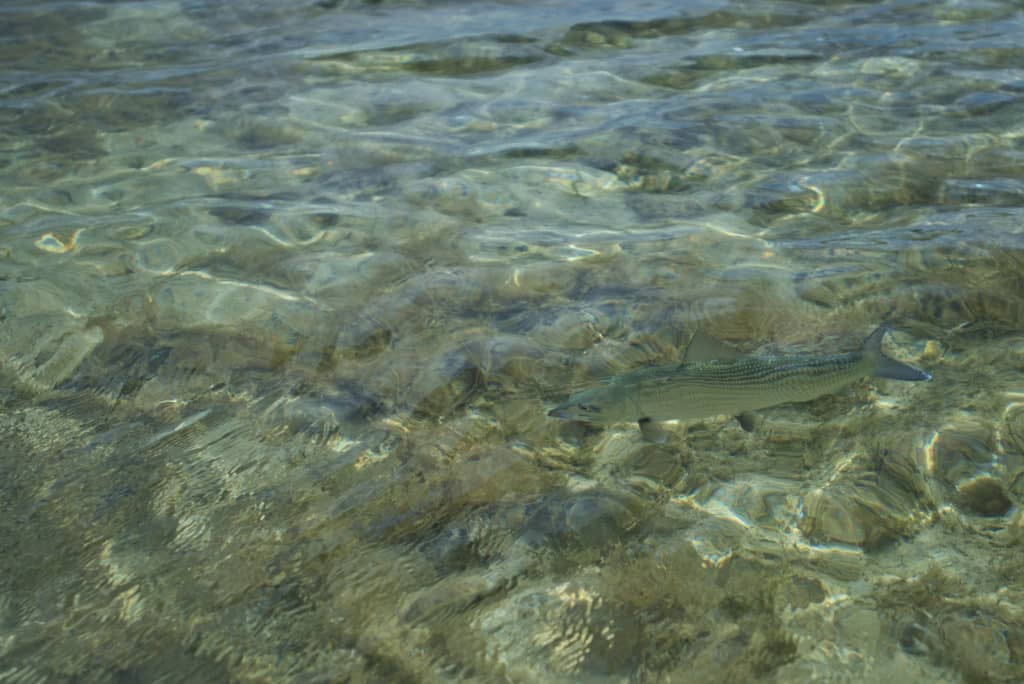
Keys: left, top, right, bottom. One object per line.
{"left": 638, "top": 418, "right": 669, "bottom": 443}
{"left": 736, "top": 411, "right": 759, "bottom": 433}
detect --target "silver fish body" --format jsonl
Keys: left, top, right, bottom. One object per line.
{"left": 548, "top": 326, "right": 930, "bottom": 430}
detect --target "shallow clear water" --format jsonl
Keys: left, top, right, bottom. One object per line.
{"left": 2, "top": 0, "right": 1024, "bottom": 681}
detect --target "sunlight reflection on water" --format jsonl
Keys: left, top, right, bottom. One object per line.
{"left": 2, "top": 0, "right": 1024, "bottom": 681}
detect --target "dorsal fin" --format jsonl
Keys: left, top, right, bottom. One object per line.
{"left": 682, "top": 330, "right": 745, "bottom": 364}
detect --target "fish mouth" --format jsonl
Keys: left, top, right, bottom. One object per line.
{"left": 547, "top": 407, "right": 572, "bottom": 419}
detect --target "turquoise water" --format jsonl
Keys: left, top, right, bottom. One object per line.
{"left": 2, "top": 0, "right": 1024, "bottom": 681}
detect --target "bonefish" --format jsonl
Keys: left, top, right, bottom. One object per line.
{"left": 548, "top": 326, "right": 930, "bottom": 441}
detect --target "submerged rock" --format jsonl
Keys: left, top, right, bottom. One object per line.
{"left": 615, "top": 444, "right": 684, "bottom": 492}
{"left": 407, "top": 348, "right": 485, "bottom": 419}
{"left": 527, "top": 306, "right": 613, "bottom": 351}
{"left": 954, "top": 476, "right": 1013, "bottom": 517}
{"left": 520, "top": 490, "right": 641, "bottom": 549}
{"left": 799, "top": 448, "right": 932, "bottom": 549}
{"left": 333, "top": 315, "right": 393, "bottom": 361}
{"left": 565, "top": 495, "right": 638, "bottom": 547}
{"left": 476, "top": 579, "right": 641, "bottom": 678}
{"left": 926, "top": 421, "right": 996, "bottom": 485}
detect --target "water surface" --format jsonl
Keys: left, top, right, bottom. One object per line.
{"left": 2, "top": 0, "right": 1024, "bottom": 681}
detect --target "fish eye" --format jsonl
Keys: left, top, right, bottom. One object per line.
{"left": 578, "top": 404, "right": 601, "bottom": 413}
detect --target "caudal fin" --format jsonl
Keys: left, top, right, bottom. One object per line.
{"left": 860, "top": 326, "right": 932, "bottom": 381}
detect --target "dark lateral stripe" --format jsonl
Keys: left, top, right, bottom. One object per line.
{"left": 686, "top": 367, "right": 855, "bottom": 386}
{"left": 633, "top": 355, "right": 865, "bottom": 392}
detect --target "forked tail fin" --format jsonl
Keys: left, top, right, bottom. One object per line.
{"left": 861, "top": 326, "right": 932, "bottom": 381}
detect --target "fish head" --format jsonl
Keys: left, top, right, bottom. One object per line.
{"left": 547, "top": 385, "right": 623, "bottom": 424}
